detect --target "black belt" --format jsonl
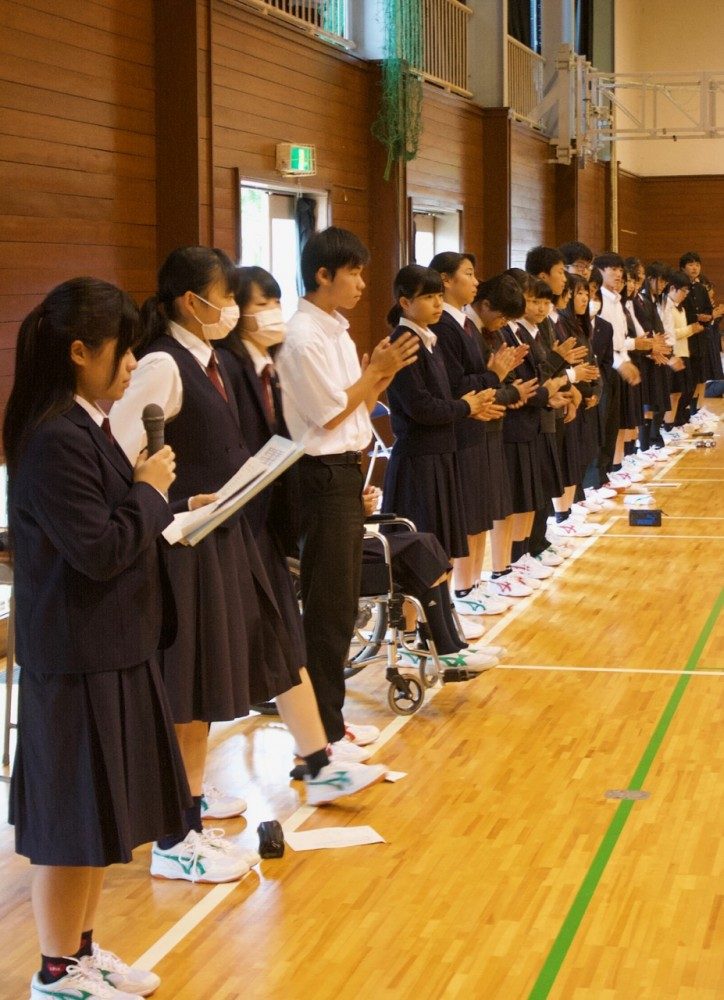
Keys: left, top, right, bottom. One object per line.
{"left": 302, "top": 451, "right": 362, "bottom": 466}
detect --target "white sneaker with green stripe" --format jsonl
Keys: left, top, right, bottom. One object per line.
{"left": 80, "top": 945, "right": 159, "bottom": 997}
{"left": 150, "top": 828, "right": 259, "bottom": 883}
{"left": 305, "top": 761, "right": 386, "bottom": 805}
{"left": 30, "top": 962, "right": 141, "bottom": 999}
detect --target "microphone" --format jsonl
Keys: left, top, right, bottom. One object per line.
{"left": 142, "top": 403, "right": 165, "bottom": 456}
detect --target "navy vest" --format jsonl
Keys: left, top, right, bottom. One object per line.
{"left": 145, "top": 336, "right": 251, "bottom": 504}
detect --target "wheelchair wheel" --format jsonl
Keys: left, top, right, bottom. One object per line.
{"left": 387, "top": 673, "right": 424, "bottom": 715}
{"left": 346, "top": 599, "right": 388, "bottom": 678}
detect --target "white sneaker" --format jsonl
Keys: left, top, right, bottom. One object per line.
{"left": 607, "top": 471, "right": 637, "bottom": 488}
{"left": 643, "top": 448, "right": 669, "bottom": 463}
{"left": 150, "top": 828, "right": 259, "bottom": 883}
{"left": 201, "top": 786, "right": 247, "bottom": 820}
{"left": 452, "top": 592, "right": 489, "bottom": 616}
{"left": 31, "top": 965, "right": 141, "bottom": 1000}
{"left": 468, "top": 586, "right": 512, "bottom": 614}
{"left": 516, "top": 572, "right": 541, "bottom": 589}
{"left": 81, "top": 946, "right": 160, "bottom": 997}
{"left": 547, "top": 542, "right": 573, "bottom": 559}
{"left": 624, "top": 493, "right": 655, "bottom": 507}
{"left": 457, "top": 615, "right": 485, "bottom": 641}
{"left": 305, "top": 761, "right": 386, "bottom": 805}
{"left": 572, "top": 497, "right": 602, "bottom": 513}
{"left": 589, "top": 486, "right": 617, "bottom": 500}
{"left": 513, "top": 553, "right": 554, "bottom": 580}
{"left": 536, "top": 548, "right": 563, "bottom": 567}
{"left": 547, "top": 520, "right": 596, "bottom": 539}
{"left": 625, "top": 452, "right": 655, "bottom": 468}
{"left": 343, "top": 722, "right": 380, "bottom": 746}
{"left": 439, "top": 647, "right": 498, "bottom": 673}
{"left": 486, "top": 573, "right": 533, "bottom": 598}
{"left": 328, "top": 739, "right": 373, "bottom": 763}
{"left": 623, "top": 482, "right": 650, "bottom": 494}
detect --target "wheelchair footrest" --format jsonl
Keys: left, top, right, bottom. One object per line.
{"left": 442, "top": 667, "right": 472, "bottom": 683}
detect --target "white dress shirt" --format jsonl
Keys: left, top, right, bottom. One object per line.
{"left": 110, "top": 321, "right": 210, "bottom": 464}
{"left": 601, "top": 287, "right": 633, "bottom": 368}
{"left": 442, "top": 302, "right": 468, "bottom": 330}
{"left": 74, "top": 395, "right": 109, "bottom": 427}
{"left": 244, "top": 339, "right": 273, "bottom": 376}
{"left": 276, "top": 298, "right": 372, "bottom": 455}
{"left": 398, "top": 317, "right": 436, "bottom": 353}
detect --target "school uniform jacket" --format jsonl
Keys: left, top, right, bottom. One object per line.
{"left": 218, "top": 338, "right": 299, "bottom": 554}
{"left": 430, "top": 309, "right": 500, "bottom": 451}
{"left": 500, "top": 324, "right": 551, "bottom": 443}
{"left": 10, "top": 403, "right": 172, "bottom": 676}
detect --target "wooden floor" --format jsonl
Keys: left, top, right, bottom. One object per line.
{"left": 1, "top": 403, "right": 723, "bottom": 999}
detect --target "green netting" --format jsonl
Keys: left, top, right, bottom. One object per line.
{"left": 371, "top": 0, "right": 425, "bottom": 180}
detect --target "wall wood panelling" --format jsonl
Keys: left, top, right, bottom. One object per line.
{"left": 0, "top": 0, "right": 157, "bottom": 422}
{"left": 509, "top": 123, "right": 556, "bottom": 268}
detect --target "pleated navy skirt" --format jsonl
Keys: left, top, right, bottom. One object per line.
{"left": 383, "top": 450, "right": 468, "bottom": 558}
{"left": 641, "top": 359, "right": 671, "bottom": 412}
{"left": 538, "top": 430, "right": 564, "bottom": 502}
{"left": 504, "top": 438, "right": 546, "bottom": 514}
{"left": 456, "top": 440, "right": 491, "bottom": 535}
{"left": 10, "top": 659, "right": 191, "bottom": 867}
{"left": 619, "top": 377, "right": 643, "bottom": 430}
{"left": 688, "top": 330, "right": 706, "bottom": 384}
{"left": 671, "top": 357, "right": 694, "bottom": 395}
{"left": 364, "top": 530, "right": 451, "bottom": 595}
{"left": 160, "top": 516, "right": 300, "bottom": 723}
{"left": 703, "top": 326, "right": 723, "bottom": 381}
{"left": 482, "top": 429, "right": 512, "bottom": 523}
{"left": 559, "top": 415, "right": 584, "bottom": 488}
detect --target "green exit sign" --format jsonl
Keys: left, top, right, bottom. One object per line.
{"left": 276, "top": 142, "right": 317, "bottom": 176}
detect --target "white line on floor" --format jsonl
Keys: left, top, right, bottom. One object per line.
{"left": 495, "top": 663, "right": 724, "bottom": 677}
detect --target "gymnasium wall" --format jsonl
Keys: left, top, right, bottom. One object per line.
{"left": 0, "top": 0, "right": 157, "bottom": 422}
{"left": 509, "top": 123, "right": 557, "bottom": 268}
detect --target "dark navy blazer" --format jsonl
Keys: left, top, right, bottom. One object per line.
{"left": 10, "top": 403, "right": 173, "bottom": 676}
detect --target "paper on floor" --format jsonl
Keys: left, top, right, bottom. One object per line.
{"left": 285, "top": 826, "right": 385, "bottom": 851}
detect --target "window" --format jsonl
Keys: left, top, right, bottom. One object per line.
{"left": 412, "top": 210, "right": 461, "bottom": 265}
{"left": 508, "top": 0, "right": 542, "bottom": 54}
{"left": 240, "top": 185, "right": 328, "bottom": 318}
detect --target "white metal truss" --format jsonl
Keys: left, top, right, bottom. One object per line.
{"left": 528, "top": 45, "right": 724, "bottom": 164}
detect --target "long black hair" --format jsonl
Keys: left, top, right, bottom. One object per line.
{"left": 561, "top": 272, "right": 592, "bottom": 339}
{"left": 387, "top": 264, "right": 444, "bottom": 327}
{"left": 3, "top": 277, "right": 139, "bottom": 473}
{"left": 138, "top": 246, "right": 237, "bottom": 354}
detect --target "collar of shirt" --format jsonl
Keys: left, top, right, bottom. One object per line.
{"left": 169, "top": 319, "right": 213, "bottom": 368}
{"left": 601, "top": 287, "right": 621, "bottom": 305}
{"left": 295, "top": 297, "right": 349, "bottom": 337}
{"left": 399, "top": 317, "right": 437, "bottom": 352}
{"left": 463, "top": 305, "right": 483, "bottom": 331}
{"left": 73, "top": 395, "right": 107, "bottom": 426}
{"left": 518, "top": 318, "right": 539, "bottom": 339}
{"left": 244, "top": 338, "right": 273, "bottom": 376}
{"left": 442, "top": 302, "right": 467, "bottom": 329}
{"left": 549, "top": 308, "right": 560, "bottom": 323}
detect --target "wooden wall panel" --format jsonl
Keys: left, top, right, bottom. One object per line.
{"left": 637, "top": 176, "right": 724, "bottom": 292}
{"left": 0, "top": 0, "right": 157, "bottom": 431}
{"left": 577, "top": 160, "right": 608, "bottom": 255}
{"left": 509, "top": 123, "right": 556, "bottom": 269}
{"left": 207, "top": 2, "right": 376, "bottom": 351}
{"left": 617, "top": 168, "right": 642, "bottom": 260}
{"left": 408, "top": 88, "right": 485, "bottom": 265}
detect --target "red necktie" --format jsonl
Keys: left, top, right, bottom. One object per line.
{"left": 260, "top": 363, "right": 276, "bottom": 423}
{"left": 463, "top": 317, "right": 479, "bottom": 339}
{"left": 101, "top": 417, "right": 114, "bottom": 444}
{"left": 207, "top": 351, "right": 228, "bottom": 401}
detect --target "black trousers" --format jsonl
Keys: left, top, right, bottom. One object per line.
{"left": 298, "top": 458, "right": 364, "bottom": 744}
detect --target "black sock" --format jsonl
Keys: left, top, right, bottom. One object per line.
{"left": 440, "top": 594, "right": 467, "bottom": 652}
{"left": 555, "top": 511, "right": 570, "bottom": 523}
{"left": 491, "top": 568, "right": 511, "bottom": 579}
{"left": 303, "top": 748, "right": 329, "bottom": 778}
{"left": 454, "top": 586, "right": 473, "bottom": 598}
{"left": 624, "top": 440, "right": 636, "bottom": 456}
{"left": 78, "top": 929, "right": 93, "bottom": 958}
{"left": 610, "top": 463, "right": 622, "bottom": 473}
{"left": 639, "top": 421, "right": 651, "bottom": 452}
{"left": 651, "top": 412, "right": 664, "bottom": 446}
{"left": 40, "top": 956, "right": 74, "bottom": 985}
{"left": 157, "top": 795, "right": 201, "bottom": 850}
{"left": 663, "top": 421, "right": 673, "bottom": 432}
{"left": 421, "top": 584, "right": 462, "bottom": 654}
{"left": 511, "top": 539, "right": 528, "bottom": 562}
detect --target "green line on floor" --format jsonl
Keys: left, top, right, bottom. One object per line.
{"left": 527, "top": 588, "right": 723, "bottom": 1000}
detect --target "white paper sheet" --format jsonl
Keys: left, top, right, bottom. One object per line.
{"left": 285, "top": 826, "right": 385, "bottom": 852}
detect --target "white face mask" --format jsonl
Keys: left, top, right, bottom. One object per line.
{"left": 589, "top": 300, "right": 601, "bottom": 317}
{"left": 192, "top": 294, "right": 240, "bottom": 340}
{"left": 244, "top": 306, "right": 287, "bottom": 347}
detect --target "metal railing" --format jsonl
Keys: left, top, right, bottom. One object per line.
{"left": 506, "top": 34, "right": 545, "bottom": 123}
{"left": 231, "top": 0, "right": 353, "bottom": 50}
{"left": 412, "top": 0, "right": 473, "bottom": 98}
